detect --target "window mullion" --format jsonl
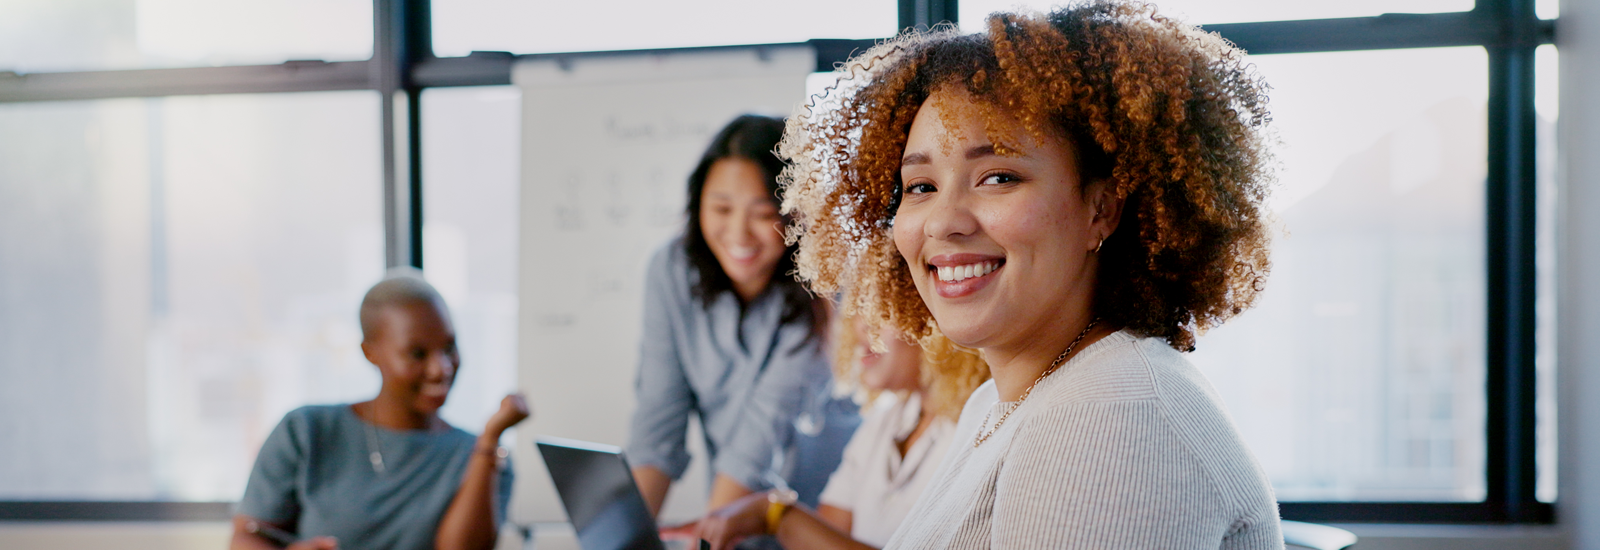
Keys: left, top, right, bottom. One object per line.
{"left": 1482, "top": 0, "right": 1543, "bottom": 522}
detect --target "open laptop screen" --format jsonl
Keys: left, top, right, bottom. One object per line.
{"left": 536, "top": 437, "right": 667, "bottom": 550}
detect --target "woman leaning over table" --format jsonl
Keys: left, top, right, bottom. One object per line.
{"left": 779, "top": 1, "right": 1282, "bottom": 548}
{"left": 626, "top": 115, "right": 842, "bottom": 522}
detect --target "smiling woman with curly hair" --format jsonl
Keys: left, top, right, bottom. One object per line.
{"left": 778, "top": 1, "right": 1281, "bottom": 547}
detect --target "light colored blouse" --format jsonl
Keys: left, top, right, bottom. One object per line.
{"left": 884, "top": 331, "right": 1282, "bottom": 549}
{"left": 818, "top": 392, "right": 955, "bottom": 547}
{"left": 625, "top": 239, "right": 835, "bottom": 492}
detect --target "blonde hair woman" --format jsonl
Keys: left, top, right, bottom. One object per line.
{"left": 688, "top": 310, "right": 987, "bottom": 549}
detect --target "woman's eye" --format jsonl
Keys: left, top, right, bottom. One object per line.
{"left": 905, "top": 182, "right": 937, "bottom": 194}
{"left": 981, "top": 172, "right": 1021, "bottom": 186}
{"left": 411, "top": 349, "right": 427, "bottom": 360}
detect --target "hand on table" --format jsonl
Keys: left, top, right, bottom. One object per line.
{"left": 659, "top": 519, "right": 700, "bottom": 540}
{"left": 695, "top": 491, "right": 771, "bottom": 550}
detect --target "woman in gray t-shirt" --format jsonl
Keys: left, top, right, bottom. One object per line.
{"left": 233, "top": 270, "right": 529, "bottom": 550}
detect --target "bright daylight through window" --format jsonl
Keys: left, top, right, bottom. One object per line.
{"left": 0, "top": 0, "right": 1557, "bottom": 527}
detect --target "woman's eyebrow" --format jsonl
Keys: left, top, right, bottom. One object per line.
{"left": 902, "top": 144, "right": 1001, "bottom": 166}
{"left": 965, "top": 144, "right": 998, "bottom": 160}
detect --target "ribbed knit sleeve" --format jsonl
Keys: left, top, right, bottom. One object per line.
{"left": 883, "top": 332, "right": 1282, "bottom": 550}
{"left": 995, "top": 401, "right": 1237, "bottom": 548}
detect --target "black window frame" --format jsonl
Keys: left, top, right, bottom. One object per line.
{"left": 0, "top": 0, "right": 1553, "bottom": 525}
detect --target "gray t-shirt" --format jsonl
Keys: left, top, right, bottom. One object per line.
{"left": 238, "top": 404, "right": 513, "bottom": 550}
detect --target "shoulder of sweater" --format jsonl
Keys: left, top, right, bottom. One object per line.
{"left": 1036, "top": 331, "right": 1212, "bottom": 406}
{"left": 1027, "top": 336, "right": 1268, "bottom": 513}
{"left": 1020, "top": 335, "right": 1276, "bottom": 524}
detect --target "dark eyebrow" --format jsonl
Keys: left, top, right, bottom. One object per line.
{"left": 965, "top": 144, "right": 999, "bottom": 160}
{"left": 902, "top": 144, "right": 1002, "bottom": 166}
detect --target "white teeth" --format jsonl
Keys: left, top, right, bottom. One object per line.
{"left": 936, "top": 261, "right": 999, "bottom": 282}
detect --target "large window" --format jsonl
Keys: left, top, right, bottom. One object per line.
{"left": 1190, "top": 47, "right": 1491, "bottom": 502}
{"left": 420, "top": 86, "right": 524, "bottom": 439}
{"left": 0, "top": 0, "right": 372, "bottom": 73}
{"left": 0, "top": 0, "right": 1554, "bottom": 525}
{"left": 433, "top": 0, "right": 897, "bottom": 56}
{"left": 963, "top": 0, "right": 1475, "bottom": 26}
{"left": 0, "top": 92, "right": 383, "bottom": 500}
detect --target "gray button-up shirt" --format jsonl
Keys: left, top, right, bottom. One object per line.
{"left": 625, "top": 239, "right": 831, "bottom": 491}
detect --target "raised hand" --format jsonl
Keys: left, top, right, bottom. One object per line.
{"left": 482, "top": 393, "right": 530, "bottom": 438}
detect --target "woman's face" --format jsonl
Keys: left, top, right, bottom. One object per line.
{"left": 856, "top": 322, "right": 923, "bottom": 393}
{"left": 363, "top": 300, "right": 459, "bottom": 415}
{"left": 892, "top": 90, "right": 1112, "bottom": 352}
{"left": 699, "top": 157, "right": 786, "bottom": 301}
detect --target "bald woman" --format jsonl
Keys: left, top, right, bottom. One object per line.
{"left": 232, "top": 269, "right": 529, "bottom": 550}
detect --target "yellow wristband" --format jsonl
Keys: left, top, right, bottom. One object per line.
{"left": 765, "top": 489, "right": 798, "bottom": 535}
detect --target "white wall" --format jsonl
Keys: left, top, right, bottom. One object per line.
{"left": 1558, "top": 0, "right": 1600, "bottom": 548}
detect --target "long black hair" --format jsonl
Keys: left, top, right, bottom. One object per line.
{"left": 684, "top": 114, "right": 822, "bottom": 337}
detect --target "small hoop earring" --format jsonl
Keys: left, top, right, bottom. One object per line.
{"left": 1095, "top": 239, "right": 1105, "bottom": 254}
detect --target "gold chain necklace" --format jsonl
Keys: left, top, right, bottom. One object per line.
{"left": 972, "top": 319, "right": 1100, "bottom": 448}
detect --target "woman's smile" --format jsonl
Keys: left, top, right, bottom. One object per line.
{"left": 927, "top": 254, "right": 1005, "bottom": 298}
{"left": 725, "top": 245, "right": 760, "bottom": 261}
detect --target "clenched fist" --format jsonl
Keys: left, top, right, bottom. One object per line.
{"left": 482, "top": 393, "right": 530, "bottom": 438}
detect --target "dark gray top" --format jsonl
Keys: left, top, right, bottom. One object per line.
{"left": 625, "top": 239, "right": 836, "bottom": 491}
{"left": 239, "top": 404, "right": 513, "bottom": 550}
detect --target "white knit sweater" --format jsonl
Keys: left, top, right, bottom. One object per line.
{"left": 883, "top": 331, "right": 1283, "bottom": 549}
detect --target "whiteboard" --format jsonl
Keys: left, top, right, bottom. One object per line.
{"left": 512, "top": 46, "right": 814, "bottom": 525}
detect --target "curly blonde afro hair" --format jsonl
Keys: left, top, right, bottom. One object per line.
{"left": 780, "top": 0, "right": 1274, "bottom": 352}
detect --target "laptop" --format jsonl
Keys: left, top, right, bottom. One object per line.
{"left": 537, "top": 436, "right": 705, "bottom": 550}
